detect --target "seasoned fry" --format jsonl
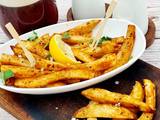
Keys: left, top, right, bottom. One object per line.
{"left": 46, "top": 82, "right": 66, "bottom": 88}
{"left": 129, "top": 81, "right": 144, "bottom": 113}
{"left": 126, "top": 25, "right": 136, "bottom": 38}
{"left": 0, "top": 54, "right": 30, "bottom": 67}
{"left": 130, "top": 81, "right": 144, "bottom": 101}
{"left": 34, "top": 56, "right": 67, "bottom": 71}
{"left": 85, "top": 54, "right": 116, "bottom": 72}
{"left": 1, "top": 65, "right": 42, "bottom": 78}
{"left": 143, "top": 79, "right": 156, "bottom": 110}
{"left": 15, "top": 40, "right": 49, "bottom": 58}
{"left": 14, "top": 69, "right": 98, "bottom": 88}
{"left": 138, "top": 79, "right": 156, "bottom": 120}
{"left": 38, "top": 33, "right": 50, "bottom": 47}
{"left": 67, "top": 54, "right": 116, "bottom": 72}
{"left": 113, "top": 81, "right": 144, "bottom": 120}
{"left": 63, "top": 36, "right": 91, "bottom": 45}
{"left": 0, "top": 53, "right": 66, "bottom": 71}
{"left": 11, "top": 46, "right": 67, "bottom": 70}
{"left": 11, "top": 46, "right": 41, "bottom": 59}
{"left": 82, "top": 88, "right": 153, "bottom": 112}
{"left": 63, "top": 20, "right": 101, "bottom": 36}
{"left": 74, "top": 101, "right": 136, "bottom": 119}
{"left": 116, "top": 25, "right": 135, "bottom": 64}
{"left": 138, "top": 113, "right": 154, "bottom": 120}
{"left": 82, "top": 36, "right": 124, "bottom": 58}
{"left": 72, "top": 48, "right": 95, "bottom": 62}
{"left": 105, "top": 25, "right": 135, "bottom": 73}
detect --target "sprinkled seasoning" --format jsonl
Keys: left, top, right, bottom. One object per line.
{"left": 18, "top": 55, "right": 22, "bottom": 58}
{"left": 115, "top": 81, "right": 120, "bottom": 85}
{"left": 50, "top": 57, "right": 53, "bottom": 62}
{"left": 71, "top": 118, "right": 79, "bottom": 120}
{"left": 115, "top": 102, "right": 121, "bottom": 107}
{"left": 40, "top": 68, "right": 44, "bottom": 72}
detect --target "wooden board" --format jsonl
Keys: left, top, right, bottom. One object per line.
{"left": 0, "top": 59, "right": 160, "bottom": 120}
{"left": 67, "top": 3, "right": 156, "bottom": 48}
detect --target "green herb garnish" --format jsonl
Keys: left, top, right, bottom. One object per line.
{"left": 27, "top": 31, "right": 38, "bottom": 41}
{"left": 98, "top": 36, "right": 112, "bottom": 45}
{"left": 62, "top": 32, "right": 70, "bottom": 39}
{"left": 0, "top": 70, "right": 14, "bottom": 84}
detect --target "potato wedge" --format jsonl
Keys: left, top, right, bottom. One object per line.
{"left": 67, "top": 54, "right": 116, "bottom": 72}
{"left": 1, "top": 65, "right": 43, "bottom": 78}
{"left": 130, "top": 81, "right": 144, "bottom": 101}
{"left": 82, "top": 36, "right": 124, "bottom": 58}
{"left": 14, "top": 69, "right": 98, "bottom": 88}
{"left": 113, "top": 81, "right": 144, "bottom": 120}
{"left": 138, "top": 79, "right": 156, "bottom": 120}
{"left": 143, "top": 79, "right": 156, "bottom": 110}
{"left": 126, "top": 25, "right": 136, "bottom": 38}
{"left": 38, "top": 33, "right": 50, "bottom": 47}
{"left": 0, "top": 54, "right": 66, "bottom": 71}
{"left": 82, "top": 88, "right": 153, "bottom": 112}
{"left": 63, "top": 20, "right": 100, "bottom": 36}
{"left": 105, "top": 25, "right": 135, "bottom": 73}
{"left": 116, "top": 25, "right": 135, "bottom": 64}
{"left": 15, "top": 41, "right": 49, "bottom": 58}
{"left": 63, "top": 35, "right": 91, "bottom": 45}
{"left": 34, "top": 56, "right": 67, "bottom": 71}
{"left": 85, "top": 54, "right": 116, "bottom": 72}
{"left": 72, "top": 48, "right": 95, "bottom": 62}
{"left": 138, "top": 113, "right": 154, "bottom": 120}
{"left": 74, "top": 101, "right": 136, "bottom": 119}
{"left": 11, "top": 46, "right": 42, "bottom": 59}
{"left": 0, "top": 54, "right": 30, "bottom": 67}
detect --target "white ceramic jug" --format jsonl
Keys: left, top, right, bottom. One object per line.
{"left": 72, "top": 0, "right": 105, "bottom": 20}
{"left": 112, "top": 0, "right": 148, "bottom": 34}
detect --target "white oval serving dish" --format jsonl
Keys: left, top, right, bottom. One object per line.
{"left": 0, "top": 18, "right": 146, "bottom": 94}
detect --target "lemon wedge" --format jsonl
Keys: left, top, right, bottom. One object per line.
{"left": 49, "top": 34, "right": 78, "bottom": 64}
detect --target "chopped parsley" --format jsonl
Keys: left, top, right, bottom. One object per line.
{"left": 0, "top": 70, "right": 14, "bottom": 84}
{"left": 62, "top": 32, "right": 70, "bottom": 39}
{"left": 98, "top": 36, "right": 112, "bottom": 45}
{"left": 27, "top": 31, "right": 38, "bottom": 41}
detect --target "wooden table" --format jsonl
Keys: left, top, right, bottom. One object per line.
{"left": 0, "top": 0, "right": 160, "bottom": 119}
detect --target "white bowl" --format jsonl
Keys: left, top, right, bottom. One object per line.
{"left": 0, "top": 18, "right": 146, "bottom": 94}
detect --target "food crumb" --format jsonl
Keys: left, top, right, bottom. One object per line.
{"left": 115, "top": 81, "right": 120, "bottom": 85}
{"left": 18, "top": 55, "right": 22, "bottom": 58}
{"left": 55, "top": 107, "right": 59, "bottom": 110}
{"left": 50, "top": 57, "right": 54, "bottom": 62}
{"left": 115, "top": 102, "right": 121, "bottom": 107}
{"left": 40, "top": 68, "right": 44, "bottom": 72}
{"left": 71, "top": 118, "right": 77, "bottom": 120}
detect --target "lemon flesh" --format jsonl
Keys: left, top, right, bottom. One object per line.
{"left": 49, "top": 34, "right": 78, "bottom": 64}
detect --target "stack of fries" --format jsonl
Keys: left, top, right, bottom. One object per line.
{"left": 0, "top": 20, "right": 135, "bottom": 88}
{"left": 74, "top": 79, "right": 156, "bottom": 120}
